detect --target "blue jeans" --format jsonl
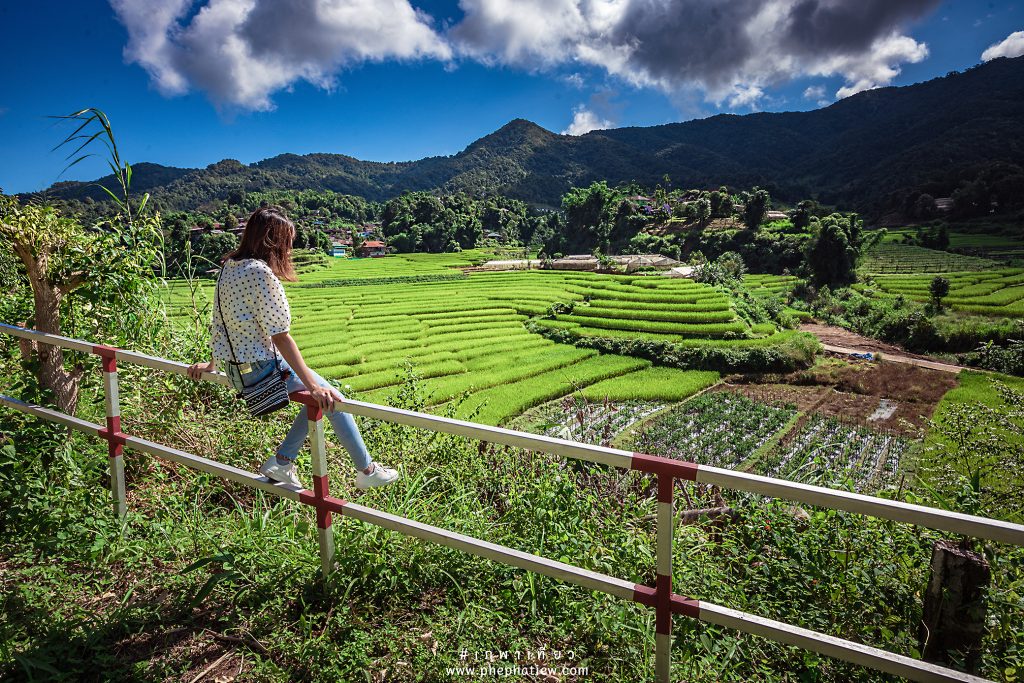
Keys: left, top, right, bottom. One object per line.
{"left": 224, "top": 356, "right": 372, "bottom": 471}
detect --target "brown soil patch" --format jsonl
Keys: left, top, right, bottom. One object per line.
{"left": 716, "top": 357, "right": 958, "bottom": 437}
{"left": 709, "top": 383, "right": 828, "bottom": 412}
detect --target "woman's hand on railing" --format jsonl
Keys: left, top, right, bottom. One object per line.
{"left": 309, "top": 385, "right": 343, "bottom": 414}
{"left": 187, "top": 360, "right": 216, "bottom": 380}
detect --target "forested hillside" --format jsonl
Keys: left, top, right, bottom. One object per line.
{"left": 36, "top": 56, "right": 1024, "bottom": 218}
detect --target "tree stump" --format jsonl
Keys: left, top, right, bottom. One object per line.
{"left": 919, "top": 540, "right": 990, "bottom": 672}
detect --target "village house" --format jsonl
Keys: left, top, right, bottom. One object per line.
{"left": 357, "top": 240, "right": 388, "bottom": 257}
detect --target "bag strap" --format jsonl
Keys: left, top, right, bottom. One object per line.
{"left": 215, "top": 263, "right": 240, "bottom": 365}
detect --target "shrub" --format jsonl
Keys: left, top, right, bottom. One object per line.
{"left": 526, "top": 321, "right": 819, "bottom": 373}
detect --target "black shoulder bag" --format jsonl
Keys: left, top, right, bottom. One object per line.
{"left": 215, "top": 263, "right": 291, "bottom": 417}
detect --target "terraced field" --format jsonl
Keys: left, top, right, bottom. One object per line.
{"left": 880, "top": 228, "right": 1024, "bottom": 261}
{"left": 860, "top": 243, "right": 998, "bottom": 274}
{"left": 855, "top": 268, "right": 1024, "bottom": 316}
{"left": 166, "top": 256, "right": 791, "bottom": 425}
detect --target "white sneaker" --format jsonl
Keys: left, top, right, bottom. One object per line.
{"left": 259, "top": 455, "right": 304, "bottom": 488}
{"left": 356, "top": 462, "right": 399, "bottom": 489}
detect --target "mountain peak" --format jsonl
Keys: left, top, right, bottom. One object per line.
{"left": 465, "top": 119, "right": 556, "bottom": 154}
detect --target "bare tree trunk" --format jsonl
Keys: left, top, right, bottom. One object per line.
{"left": 31, "top": 279, "right": 84, "bottom": 415}
{"left": 919, "top": 540, "right": 990, "bottom": 672}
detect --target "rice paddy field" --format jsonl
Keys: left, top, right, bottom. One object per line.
{"left": 859, "top": 243, "right": 999, "bottom": 274}
{"left": 880, "top": 228, "right": 1024, "bottom": 261}
{"left": 855, "top": 268, "right": 1024, "bottom": 316}
{"left": 165, "top": 254, "right": 811, "bottom": 425}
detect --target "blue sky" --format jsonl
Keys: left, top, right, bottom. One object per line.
{"left": 1, "top": 0, "right": 1021, "bottom": 194}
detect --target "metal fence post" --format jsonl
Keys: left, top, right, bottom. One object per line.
{"left": 655, "top": 474, "right": 674, "bottom": 682}
{"left": 95, "top": 346, "right": 126, "bottom": 519}
{"left": 308, "top": 403, "right": 335, "bottom": 578}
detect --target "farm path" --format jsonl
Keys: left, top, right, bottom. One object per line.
{"left": 800, "top": 323, "right": 966, "bottom": 374}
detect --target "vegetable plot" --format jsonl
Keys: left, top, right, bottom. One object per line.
{"left": 762, "top": 416, "right": 908, "bottom": 492}
{"left": 632, "top": 393, "right": 797, "bottom": 469}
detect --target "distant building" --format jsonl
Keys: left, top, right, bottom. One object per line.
{"left": 357, "top": 240, "right": 387, "bottom": 257}
{"left": 764, "top": 211, "right": 789, "bottom": 221}
{"left": 331, "top": 243, "right": 348, "bottom": 258}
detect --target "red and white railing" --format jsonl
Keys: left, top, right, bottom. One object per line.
{"left": 2, "top": 321, "right": 1021, "bottom": 683}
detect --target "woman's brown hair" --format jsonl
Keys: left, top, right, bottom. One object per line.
{"left": 225, "top": 205, "right": 297, "bottom": 281}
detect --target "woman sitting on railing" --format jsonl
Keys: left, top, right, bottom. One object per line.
{"left": 187, "top": 206, "right": 399, "bottom": 490}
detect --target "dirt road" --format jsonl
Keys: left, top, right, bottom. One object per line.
{"left": 800, "top": 323, "right": 966, "bottom": 374}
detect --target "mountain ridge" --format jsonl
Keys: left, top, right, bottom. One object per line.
{"left": 35, "top": 56, "right": 1024, "bottom": 216}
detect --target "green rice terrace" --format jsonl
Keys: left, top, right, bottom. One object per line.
{"left": 859, "top": 243, "right": 1001, "bottom": 274}
{"left": 855, "top": 268, "right": 1024, "bottom": 316}
{"left": 165, "top": 255, "right": 805, "bottom": 426}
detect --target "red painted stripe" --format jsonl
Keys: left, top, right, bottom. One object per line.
{"left": 306, "top": 402, "right": 323, "bottom": 421}
{"left": 631, "top": 453, "right": 698, "bottom": 481}
{"left": 93, "top": 345, "right": 118, "bottom": 372}
{"left": 632, "top": 583, "right": 657, "bottom": 607}
{"left": 289, "top": 390, "right": 317, "bottom": 408}
{"left": 658, "top": 473, "right": 673, "bottom": 503}
{"left": 108, "top": 443, "right": 123, "bottom": 458}
{"left": 656, "top": 574, "right": 672, "bottom": 635}
{"left": 670, "top": 594, "right": 701, "bottom": 619}
{"left": 297, "top": 488, "right": 346, "bottom": 528}
{"left": 313, "top": 474, "right": 330, "bottom": 498}
{"left": 99, "top": 416, "right": 128, "bottom": 445}
{"left": 92, "top": 344, "right": 118, "bottom": 359}
{"left": 313, "top": 474, "right": 332, "bottom": 528}
{"left": 632, "top": 584, "right": 701, "bottom": 619}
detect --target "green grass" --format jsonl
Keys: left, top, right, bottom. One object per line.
{"left": 926, "top": 370, "right": 1024, "bottom": 448}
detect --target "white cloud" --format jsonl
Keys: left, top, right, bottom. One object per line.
{"left": 451, "top": 0, "right": 938, "bottom": 109}
{"left": 803, "top": 84, "right": 831, "bottom": 107}
{"left": 562, "top": 106, "right": 613, "bottom": 135}
{"left": 112, "top": 0, "right": 941, "bottom": 113}
{"left": 563, "top": 72, "right": 585, "bottom": 88}
{"left": 823, "top": 33, "right": 929, "bottom": 99}
{"left": 803, "top": 85, "right": 825, "bottom": 100}
{"left": 110, "top": 0, "right": 451, "bottom": 111}
{"left": 727, "top": 84, "right": 764, "bottom": 109}
{"left": 982, "top": 31, "right": 1024, "bottom": 62}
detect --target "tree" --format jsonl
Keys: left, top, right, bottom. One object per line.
{"left": 805, "top": 214, "right": 864, "bottom": 287}
{"left": 743, "top": 188, "right": 770, "bottom": 230}
{"left": 930, "top": 276, "right": 950, "bottom": 313}
{"left": 792, "top": 199, "right": 817, "bottom": 230}
{"left": 692, "top": 251, "right": 746, "bottom": 287}
{"left": 560, "top": 181, "right": 620, "bottom": 254}
{"left": 914, "top": 193, "right": 938, "bottom": 220}
{"left": 195, "top": 232, "right": 239, "bottom": 268}
{"left": 0, "top": 109, "right": 163, "bottom": 414}
{"left": 693, "top": 198, "right": 712, "bottom": 225}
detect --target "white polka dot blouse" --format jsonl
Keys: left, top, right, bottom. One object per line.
{"left": 210, "top": 258, "right": 291, "bottom": 363}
